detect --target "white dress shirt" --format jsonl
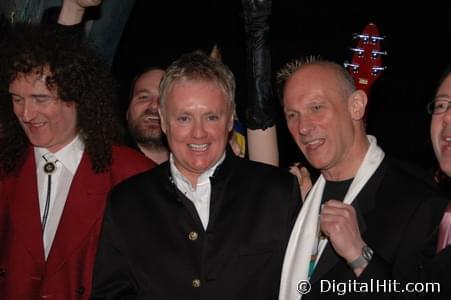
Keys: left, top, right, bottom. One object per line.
{"left": 34, "top": 135, "right": 85, "bottom": 259}
{"left": 169, "top": 152, "right": 225, "bottom": 230}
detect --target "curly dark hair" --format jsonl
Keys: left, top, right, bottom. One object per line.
{"left": 0, "top": 23, "right": 122, "bottom": 176}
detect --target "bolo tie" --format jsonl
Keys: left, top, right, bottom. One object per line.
{"left": 42, "top": 155, "right": 58, "bottom": 231}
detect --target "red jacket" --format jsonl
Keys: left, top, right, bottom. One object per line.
{"left": 0, "top": 145, "right": 154, "bottom": 299}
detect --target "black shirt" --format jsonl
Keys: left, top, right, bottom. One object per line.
{"left": 321, "top": 178, "right": 353, "bottom": 204}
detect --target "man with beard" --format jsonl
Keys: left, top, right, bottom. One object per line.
{"left": 126, "top": 67, "right": 169, "bottom": 164}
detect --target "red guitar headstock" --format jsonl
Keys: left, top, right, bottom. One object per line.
{"left": 344, "top": 23, "right": 386, "bottom": 94}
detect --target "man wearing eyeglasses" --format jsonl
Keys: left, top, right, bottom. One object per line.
{"left": 426, "top": 66, "right": 451, "bottom": 298}
{"left": 430, "top": 68, "right": 451, "bottom": 179}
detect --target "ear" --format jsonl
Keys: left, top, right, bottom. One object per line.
{"left": 125, "top": 109, "right": 130, "bottom": 121}
{"left": 228, "top": 109, "right": 235, "bottom": 132}
{"left": 158, "top": 108, "right": 167, "bottom": 134}
{"left": 348, "top": 90, "right": 368, "bottom": 120}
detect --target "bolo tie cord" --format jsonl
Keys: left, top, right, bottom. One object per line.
{"left": 42, "top": 156, "right": 57, "bottom": 231}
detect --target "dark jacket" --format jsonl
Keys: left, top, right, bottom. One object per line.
{"left": 305, "top": 157, "right": 448, "bottom": 300}
{"left": 92, "top": 151, "right": 301, "bottom": 299}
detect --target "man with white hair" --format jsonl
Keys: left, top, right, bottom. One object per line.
{"left": 92, "top": 51, "right": 301, "bottom": 300}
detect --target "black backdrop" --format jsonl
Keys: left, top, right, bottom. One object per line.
{"left": 113, "top": 1, "right": 451, "bottom": 170}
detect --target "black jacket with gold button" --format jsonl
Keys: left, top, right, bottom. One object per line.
{"left": 91, "top": 150, "right": 301, "bottom": 299}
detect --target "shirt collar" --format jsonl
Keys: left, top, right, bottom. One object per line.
{"left": 34, "top": 135, "right": 85, "bottom": 175}
{"left": 169, "top": 151, "right": 226, "bottom": 189}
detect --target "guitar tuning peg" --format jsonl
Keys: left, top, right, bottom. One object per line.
{"left": 370, "top": 35, "right": 385, "bottom": 44}
{"left": 371, "top": 66, "right": 387, "bottom": 76}
{"left": 350, "top": 47, "right": 365, "bottom": 57}
{"left": 371, "top": 50, "right": 387, "bottom": 59}
{"left": 344, "top": 61, "right": 360, "bottom": 72}
{"left": 353, "top": 33, "right": 370, "bottom": 43}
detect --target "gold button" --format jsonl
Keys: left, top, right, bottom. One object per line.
{"left": 188, "top": 231, "right": 198, "bottom": 241}
{"left": 192, "top": 278, "right": 201, "bottom": 288}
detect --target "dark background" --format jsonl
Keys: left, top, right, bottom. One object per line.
{"left": 113, "top": 1, "right": 451, "bottom": 170}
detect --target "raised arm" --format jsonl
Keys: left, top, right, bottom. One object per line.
{"left": 57, "top": 0, "right": 101, "bottom": 25}
{"left": 242, "top": 0, "right": 279, "bottom": 166}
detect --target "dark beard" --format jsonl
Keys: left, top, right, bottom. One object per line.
{"left": 128, "top": 123, "right": 164, "bottom": 149}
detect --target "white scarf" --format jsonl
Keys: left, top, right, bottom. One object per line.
{"left": 278, "top": 135, "right": 385, "bottom": 300}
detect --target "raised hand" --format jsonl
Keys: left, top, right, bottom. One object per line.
{"left": 320, "top": 200, "right": 367, "bottom": 275}
{"left": 67, "top": 0, "right": 103, "bottom": 9}
{"left": 289, "top": 163, "right": 312, "bottom": 202}
{"left": 58, "top": 0, "right": 103, "bottom": 25}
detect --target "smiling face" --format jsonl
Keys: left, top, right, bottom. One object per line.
{"left": 283, "top": 64, "right": 368, "bottom": 180}
{"left": 9, "top": 72, "right": 78, "bottom": 153}
{"left": 127, "top": 69, "right": 165, "bottom": 146}
{"left": 160, "top": 79, "right": 234, "bottom": 185}
{"left": 431, "top": 73, "right": 451, "bottom": 176}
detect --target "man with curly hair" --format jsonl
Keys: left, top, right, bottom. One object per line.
{"left": 0, "top": 23, "right": 155, "bottom": 299}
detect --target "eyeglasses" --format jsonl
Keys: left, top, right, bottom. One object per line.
{"left": 427, "top": 100, "right": 451, "bottom": 115}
